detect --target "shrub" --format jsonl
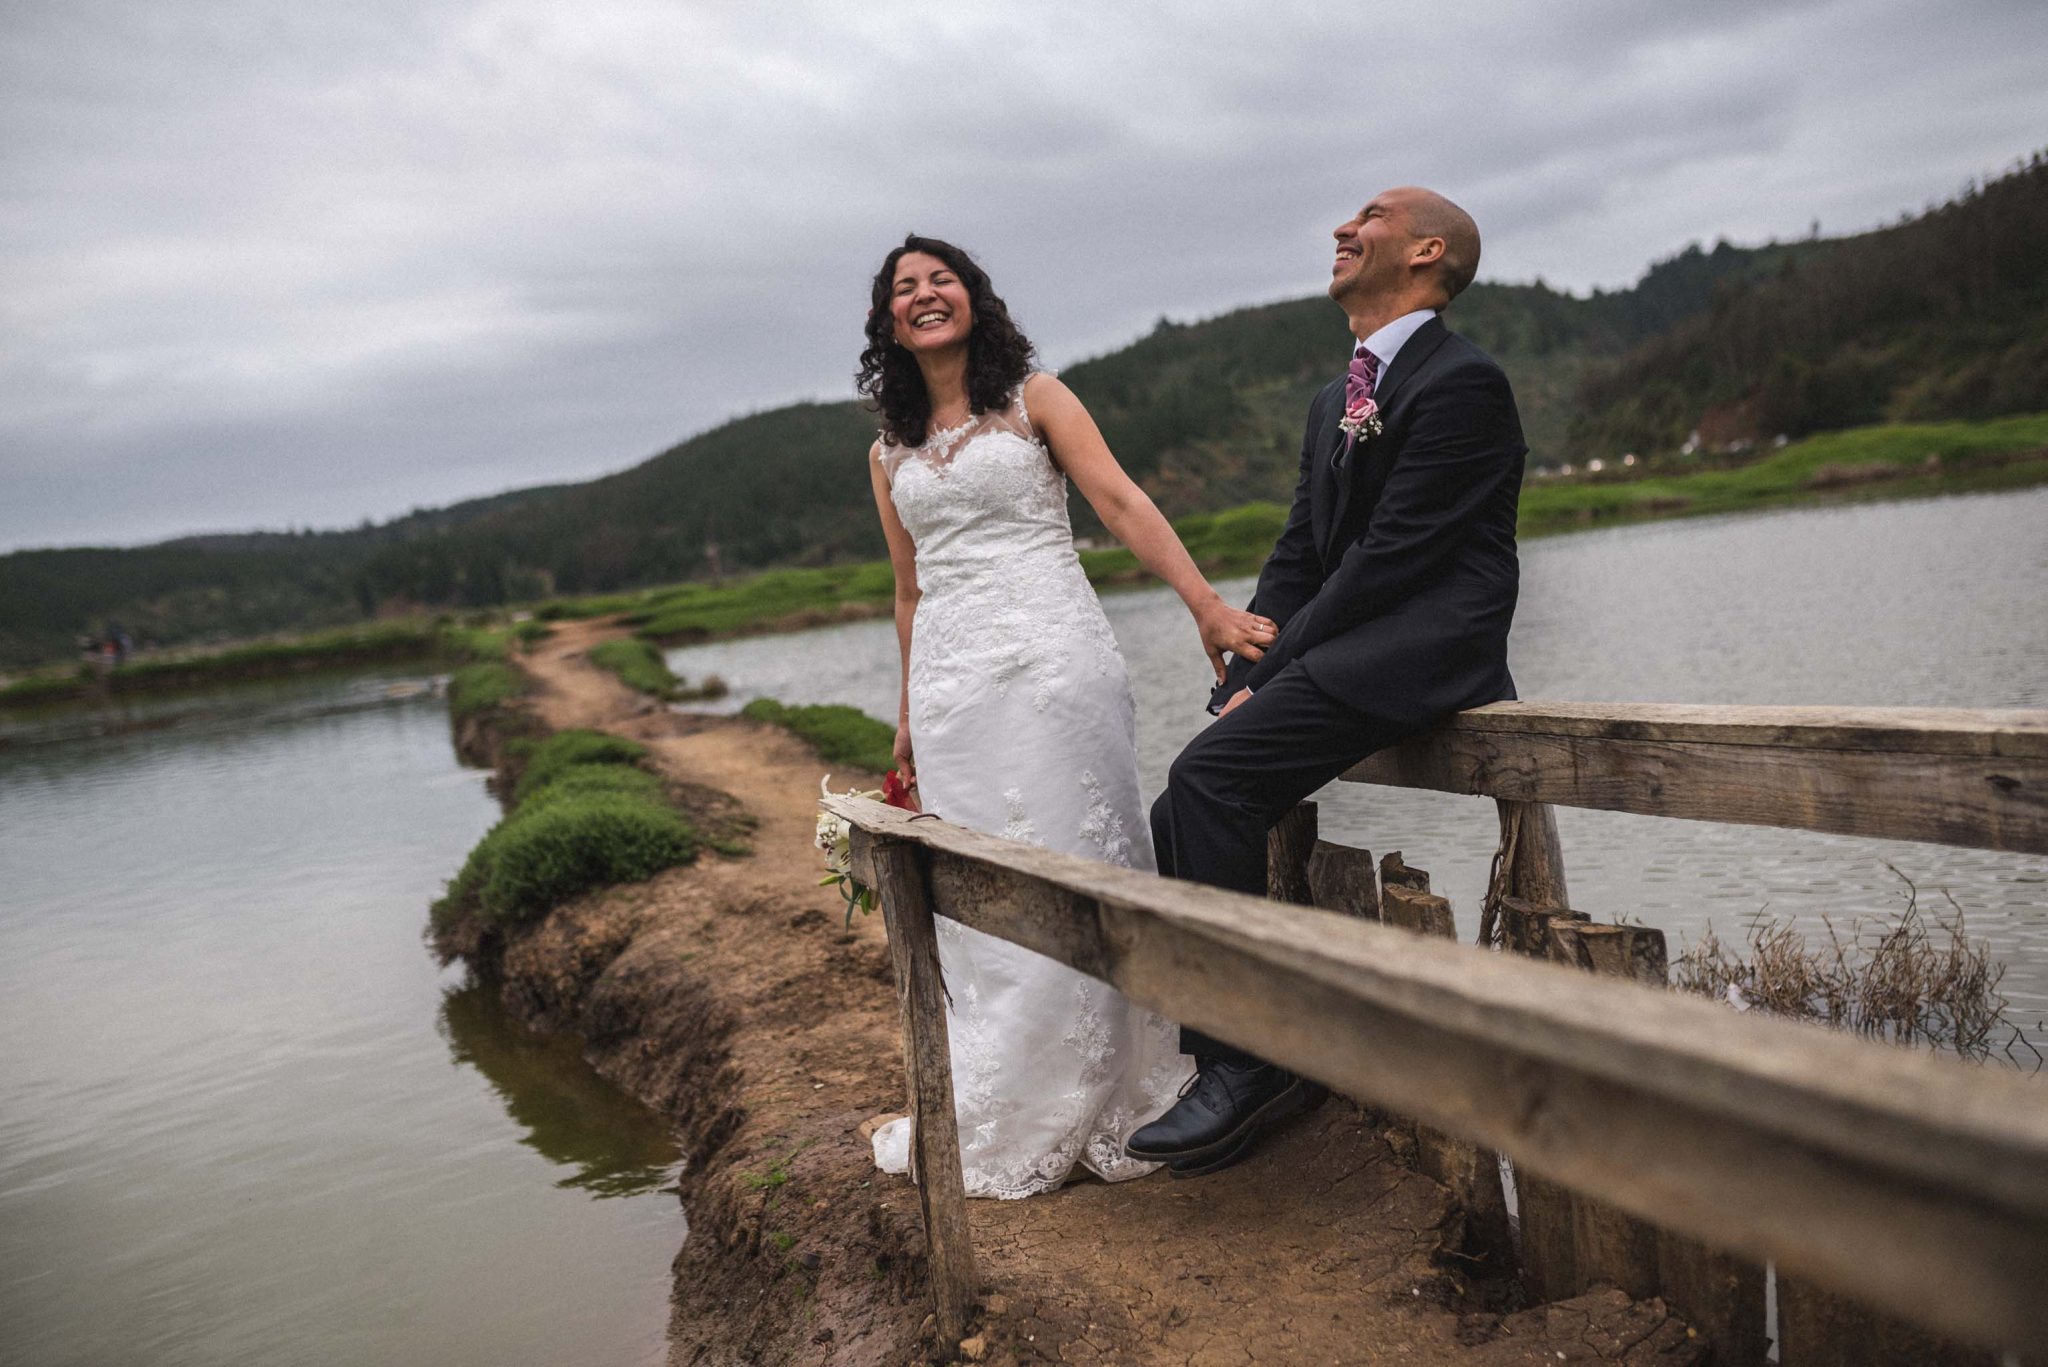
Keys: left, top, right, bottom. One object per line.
{"left": 474, "top": 795, "right": 696, "bottom": 923}
{"left": 512, "top": 729, "right": 649, "bottom": 802}
{"left": 588, "top": 638, "right": 678, "bottom": 697}
{"left": 433, "top": 729, "right": 698, "bottom": 936}
{"left": 742, "top": 698, "right": 894, "bottom": 773}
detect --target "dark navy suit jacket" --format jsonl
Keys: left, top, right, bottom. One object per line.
{"left": 1209, "top": 314, "right": 1526, "bottom": 724}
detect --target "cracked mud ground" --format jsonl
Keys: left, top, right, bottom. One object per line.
{"left": 505, "top": 621, "right": 1701, "bottom": 1366}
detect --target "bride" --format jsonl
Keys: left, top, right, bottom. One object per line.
{"left": 858, "top": 235, "right": 1275, "bottom": 1198}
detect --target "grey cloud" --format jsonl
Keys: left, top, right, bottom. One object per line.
{"left": 3, "top": 0, "right": 2045, "bottom": 549}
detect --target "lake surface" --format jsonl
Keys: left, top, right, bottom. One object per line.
{"left": 670, "top": 488, "right": 2048, "bottom": 1049}
{"left": 0, "top": 672, "right": 683, "bottom": 1367}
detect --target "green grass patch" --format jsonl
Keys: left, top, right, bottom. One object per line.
{"left": 432, "top": 727, "right": 697, "bottom": 936}
{"left": 512, "top": 729, "right": 648, "bottom": 802}
{"left": 1520, "top": 414, "right": 2048, "bottom": 534}
{"left": 1, "top": 615, "right": 534, "bottom": 709}
{"left": 513, "top": 620, "right": 551, "bottom": 650}
{"left": 0, "top": 668, "right": 92, "bottom": 707}
{"left": 741, "top": 698, "right": 895, "bottom": 773}
{"left": 447, "top": 662, "right": 527, "bottom": 725}
{"left": 587, "top": 638, "right": 679, "bottom": 697}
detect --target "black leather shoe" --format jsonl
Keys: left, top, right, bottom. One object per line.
{"left": 1125, "top": 1059, "right": 1326, "bottom": 1166}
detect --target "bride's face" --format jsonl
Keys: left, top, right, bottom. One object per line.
{"left": 890, "top": 252, "right": 973, "bottom": 353}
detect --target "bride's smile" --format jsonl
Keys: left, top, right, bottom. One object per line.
{"left": 890, "top": 252, "right": 973, "bottom": 351}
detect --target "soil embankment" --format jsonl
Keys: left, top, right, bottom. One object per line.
{"left": 451, "top": 618, "right": 1702, "bottom": 1365}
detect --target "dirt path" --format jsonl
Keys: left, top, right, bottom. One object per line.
{"left": 498, "top": 620, "right": 1699, "bottom": 1365}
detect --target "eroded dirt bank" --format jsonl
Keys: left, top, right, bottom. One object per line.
{"left": 447, "top": 619, "right": 1703, "bottom": 1365}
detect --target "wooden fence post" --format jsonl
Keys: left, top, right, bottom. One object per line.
{"left": 1490, "top": 800, "right": 1580, "bottom": 1305}
{"left": 1266, "top": 802, "right": 1318, "bottom": 904}
{"left": 1376, "top": 863, "right": 1515, "bottom": 1277}
{"left": 871, "top": 839, "right": 978, "bottom": 1341}
{"left": 1545, "top": 923, "right": 1670, "bottom": 1302}
{"left": 1777, "top": 1278, "right": 1997, "bottom": 1366}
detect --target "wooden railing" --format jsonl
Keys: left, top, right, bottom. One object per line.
{"left": 823, "top": 702, "right": 2048, "bottom": 1362}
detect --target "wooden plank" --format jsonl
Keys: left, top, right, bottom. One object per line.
{"left": 1266, "top": 802, "right": 1317, "bottom": 904}
{"left": 1420, "top": 701, "right": 2048, "bottom": 759}
{"left": 1346, "top": 729, "right": 2048, "bottom": 854}
{"left": 1306, "top": 840, "right": 1379, "bottom": 921}
{"left": 866, "top": 838, "right": 978, "bottom": 1340}
{"left": 823, "top": 797, "right": 2048, "bottom": 1354}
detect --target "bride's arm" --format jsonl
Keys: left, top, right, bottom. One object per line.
{"left": 868, "top": 444, "right": 922, "bottom": 782}
{"left": 1027, "top": 374, "right": 1274, "bottom": 685}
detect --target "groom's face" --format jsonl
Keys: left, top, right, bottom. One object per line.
{"left": 1328, "top": 191, "right": 1416, "bottom": 304}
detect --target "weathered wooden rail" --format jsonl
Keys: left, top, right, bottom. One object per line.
{"left": 824, "top": 702, "right": 2048, "bottom": 1361}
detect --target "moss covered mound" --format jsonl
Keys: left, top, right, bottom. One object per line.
{"left": 587, "top": 638, "right": 679, "bottom": 697}
{"left": 433, "top": 729, "right": 697, "bottom": 938}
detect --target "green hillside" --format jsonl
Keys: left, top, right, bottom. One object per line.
{"left": 3, "top": 153, "right": 2043, "bottom": 669}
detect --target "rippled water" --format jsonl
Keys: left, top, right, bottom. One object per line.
{"left": 669, "top": 489, "right": 2048, "bottom": 1045}
{"left": 0, "top": 673, "right": 682, "bottom": 1367}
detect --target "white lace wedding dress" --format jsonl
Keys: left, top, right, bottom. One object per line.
{"left": 869, "top": 379, "right": 1193, "bottom": 1199}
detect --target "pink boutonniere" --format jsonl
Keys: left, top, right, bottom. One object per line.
{"left": 1339, "top": 397, "right": 1382, "bottom": 443}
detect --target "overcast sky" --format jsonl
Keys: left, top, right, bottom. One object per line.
{"left": 3, "top": 0, "right": 2044, "bottom": 552}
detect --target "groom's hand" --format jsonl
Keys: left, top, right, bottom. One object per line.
{"left": 1218, "top": 687, "right": 1252, "bottom": 718}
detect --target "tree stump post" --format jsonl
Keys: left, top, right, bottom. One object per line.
{"left": 1266, "top": 801, "right": 1318, "bottom": 904}
{"left": 871, "top": 839, "right": 978, "bottom": 1341}
{"left": 1306, "top": 840, "right": 1380, "bottom": 920}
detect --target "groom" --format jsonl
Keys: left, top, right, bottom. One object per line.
{"left": 1127, "top": 187, "right": 1526, "bottom": 1176}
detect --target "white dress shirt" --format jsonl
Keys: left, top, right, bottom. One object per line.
{"left": 1356, "top": 307, "right": 1438, "bottom": 381}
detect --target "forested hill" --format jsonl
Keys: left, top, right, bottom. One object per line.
{"left": 3, "top": 153, "right": 2043, "bottom": 667}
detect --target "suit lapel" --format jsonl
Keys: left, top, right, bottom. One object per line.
{"left": 1326, "top": 316, "right": 1451, "bottom": 545}
{"left": 1311, "top": 388, "right": 1347, "bottom": 562}
{"left": 1371, "top": 315, "right": 1448, "bottom": 413}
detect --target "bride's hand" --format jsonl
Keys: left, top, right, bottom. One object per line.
{"left": 1195, "top": 598, "right": 1277, "bottom": 685}
{"left": 892, "top": 722, "right": 916, "bottom": 779}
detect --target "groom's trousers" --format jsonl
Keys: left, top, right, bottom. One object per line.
{"left": 1149, "top": 662, "right": 1430, "bottom": 1067}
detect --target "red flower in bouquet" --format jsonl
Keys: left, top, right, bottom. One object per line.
{"left": 882, "top": 768, "right": 918, "bottom": 810}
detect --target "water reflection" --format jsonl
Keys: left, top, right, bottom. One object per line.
{"left": 0, "top": 674, "right": 680, "bottom": 1367}
{"left": 438, "top": 979, "right": 682, "bottom": 1199}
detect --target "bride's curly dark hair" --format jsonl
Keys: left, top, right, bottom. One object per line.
{"left": 857, "top": 235, "right": 1036, "bottom": 448}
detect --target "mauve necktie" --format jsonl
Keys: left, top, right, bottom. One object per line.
{"left": 1334, "top": 344, "right": 1380, "bottom": 470}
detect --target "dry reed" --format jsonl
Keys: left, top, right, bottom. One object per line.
{"left": 1670, "top": 864, "right": 2040, "bottom": 1068}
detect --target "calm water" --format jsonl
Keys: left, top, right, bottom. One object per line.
{"left": 670, "top": 488, "right": 2048, "bottom": 1045}
{"left": 0, "top": 673, "right": 682, "bottom": 1367}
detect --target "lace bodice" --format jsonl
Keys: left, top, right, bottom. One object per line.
{"left": 879, "top": 381, "right": 1121, "bottom": 736}
{"left": 877, "top": 383, "right": 1073, "bottom": 596}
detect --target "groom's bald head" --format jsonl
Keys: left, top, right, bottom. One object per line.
{"left": 1394, "top": 187, "right": 1481, "bottom": 303}
{"left": 1329, "top": 186, "right": 1482, "bottom": 317}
